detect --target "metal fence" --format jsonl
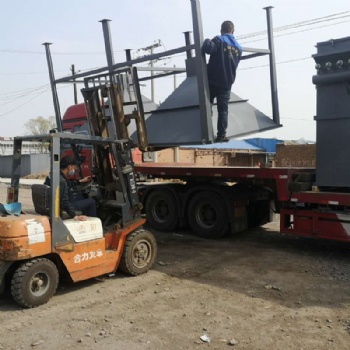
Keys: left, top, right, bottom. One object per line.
{"left": 0, "top": 154, "right": 49, "bottom": 177}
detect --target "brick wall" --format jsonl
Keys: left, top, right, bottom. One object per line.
{"left": 275, "top": 144, "right": 316, "bottom": 168}
{"left": 149, "top": 147, "right": 266, "bottom": 167}
{"left": 227, "top": 153, "right": 266, "bottom": 167}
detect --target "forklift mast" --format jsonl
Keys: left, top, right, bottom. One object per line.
{"left": 44, "top": 19, "right": 150, "bottom": 228}
{"left": 80, "top": 77, "right": 144, "bottom": 221}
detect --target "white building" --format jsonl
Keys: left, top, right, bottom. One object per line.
{"left": 0, "top": 137, "right": 48, "bottom": 156}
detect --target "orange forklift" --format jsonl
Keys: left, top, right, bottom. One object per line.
{"left": 0, "top": 30, "right": 157, "bottom": 306}
{"left": 0, "top": 130, "right": 157, "bottom": 308}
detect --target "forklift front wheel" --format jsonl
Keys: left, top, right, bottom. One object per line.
{"left": 119, "top": 229, "right": 157, "bottom": 276}
{"left": 11, "top": 258, "right": 59, "bottom": 308}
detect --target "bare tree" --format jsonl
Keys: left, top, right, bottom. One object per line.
{"left": 24, "top": 116, "right": 56, "bottom": 135}
{"left": 23, "top": 116, "right": 56, "bottom": 153}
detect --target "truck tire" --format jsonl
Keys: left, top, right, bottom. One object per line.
{"left": 11, "top": 258, "right": 59, "bottom": 308}
{"left": 119, "top": 229, "right": 157, "bottom": 276}
{"left": 145, "top": 190, "right": 178, "bottom": 231}
{"left": 188, "top": 191, "right": 229, "bottom": 239}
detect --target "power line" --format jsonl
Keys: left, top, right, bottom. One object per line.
{"left": 0, "top": 69, "right": 67, "bottom": 76}
{"left": 0, "top": 84, "right": 50, "bottom": 97}
{"left": 0, "top": 85, "right": 70, "bottom": 116}
{"left": 239, "top": 56, "right": 311, "bottom": 71}
{"left": 0, "top": 49, "right": 128, "bottom": 55}
{"left": 0, "top": 85, "right": 51, "bottom": 106}
{"left": 0, "top": 10, "right": 348, "bottom": 60}
{"left": 0, "top": 66, "right": 101, "bottom": 77}
{"left": 1, "top": 11, "right": 348, "bottom": 117}
{"left": 237, "top": 11, "right": 350, "bottom": 40}
{"left": 240, "top": 19, "right": 350, "bottom": 45}
{"left": 0, "top": 85, "right": 52, "bottom": 106}
{"left": 274, "top": 12, "right": 350, "bottom": 32}
{"left": 0, "top": 55, "right": 311, "bottom": 107}
{"left": 0, "top": 91, "right": 49, "bottom": 115}
{"left": 281, "top": 117, "right": 314, "bottom": 121}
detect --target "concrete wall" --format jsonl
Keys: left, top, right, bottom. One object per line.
{"left": 0, "top": 154, "right": 50, "bottom": 177}
{"left": 275, "top": 144, "right": 316, "bottom": 168}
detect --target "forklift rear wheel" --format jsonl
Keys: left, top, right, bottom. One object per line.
{"left": 119, "top": 229, "right": 157, "bottom": 276}
{"left": 11, "top": 258, "right": 59, "bottom": 308}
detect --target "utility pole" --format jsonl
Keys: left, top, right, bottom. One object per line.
{"left": 150, "top": 46, "right": 155, "bottom": 102}
{"left": 70, "top": 64, "right": 78, "bottom": 105}
{"left": 137, "top": 40, "right": 162, "bottom": 102}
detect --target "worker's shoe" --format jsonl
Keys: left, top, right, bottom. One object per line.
{"left": 215, "top": 136, "right": 229, "bottom": 143}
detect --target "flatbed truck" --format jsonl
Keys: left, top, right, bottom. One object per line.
{"left": 133, "top": 159, "right": 350, "bottom": 243}
{"left": 134, "top": 163, "right": 320, "bottom": 239}
{"left": 52, "top": 1, "right": 350, "bottom": 244}
{"left": 133, "top": 33, "right": 350, "bottom": 243}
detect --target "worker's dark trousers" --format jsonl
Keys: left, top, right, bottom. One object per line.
{"left": 209, "top": 85, "right": 231, "bottom": 138}
{"left": 72, "top": 198, "right": 97, "bottom": 217}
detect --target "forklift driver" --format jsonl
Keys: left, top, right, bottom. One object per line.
{"left": 44, "top": 155, "right": 97, "bottom": 221}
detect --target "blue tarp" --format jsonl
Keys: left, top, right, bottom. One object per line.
{"left": 245, "top": 138, "right": 283, "bottom": 153}
{"left": 182, "top": 137, "right": 283, "bottom": 153}
{"left": 181, "top": 139, "right": 263, "bottom": 151}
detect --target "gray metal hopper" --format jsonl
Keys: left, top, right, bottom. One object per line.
{"left": 131, "top": 74, "right": 279, "bottom": 147}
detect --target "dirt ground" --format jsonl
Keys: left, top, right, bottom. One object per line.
{"left": 1, "top": 183, "right": 350, "bottom": 350}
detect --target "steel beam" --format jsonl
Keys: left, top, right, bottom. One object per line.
{"left": 264, "top": 6, "right": 280, "bottom": 126}
{"left": 240, "top": 52, "right": 269, "bottom": 60}
{"left": 100, "top": 19, "right": 116, "bottom": 83}
{"left": 43, "top": 43, "right": 62, "bottom": 132}
{"left": 125, "top": 49, "right": 132, "bottom": 61}
{"left": 137, "top": 67, "right": 185, "bottom": 72}
{"left": 241, "top": 47, "right": 270, "bottom": 54}
{"left": 138, "top": 71, "right": 184, "bottom": 82}
{"left": 55, "top": 44, "right": 195, "bottom": 84}
{"left": 183, "top": 31, "right": 193, "bottom": 59}
{"left": 190, "top": 0, "right": 213, "bottom": 143}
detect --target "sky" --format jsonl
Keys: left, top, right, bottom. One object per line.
{"left": 1, "top": 0, "right": 350, "bottom": 141}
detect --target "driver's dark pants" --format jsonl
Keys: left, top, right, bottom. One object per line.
{"left": 72, "top": 198, "right": 97, "bottom": 217}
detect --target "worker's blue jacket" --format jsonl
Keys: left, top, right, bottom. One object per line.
{"left": 202, "top": 34, "right": 242, "bottom": 90}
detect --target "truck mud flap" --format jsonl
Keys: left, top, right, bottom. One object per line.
{"left": 0, "top": 261, "right": 12, "bottom": 294}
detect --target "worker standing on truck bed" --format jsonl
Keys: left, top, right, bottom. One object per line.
{"left": 202, "top": 20, "right": 242, "bottom": 143}
{"left": 44, "top": 155, "right": 96, "bottom": 220}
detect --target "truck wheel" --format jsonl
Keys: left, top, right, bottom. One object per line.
{"left": 119, "top": 229, "right": 157, "bottom": 276}
{"left": 11, "top": 258, "right": 59, "bottom": 308}
{"left": 188, "top": 191, "right": 229, "bottom": 239}
{"left": 145, "top": 190, "right": 178, "bottom": 231}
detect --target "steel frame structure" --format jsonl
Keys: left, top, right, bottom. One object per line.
{"left": 44, "top": 0, "right": 280, "bottom": 147}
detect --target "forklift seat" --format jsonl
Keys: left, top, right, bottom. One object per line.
{"left": 32, "top": 184, "right": 82, "bottom": 218}
{"left": 31, "top": 184, "right": 50, "bottom": 216}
